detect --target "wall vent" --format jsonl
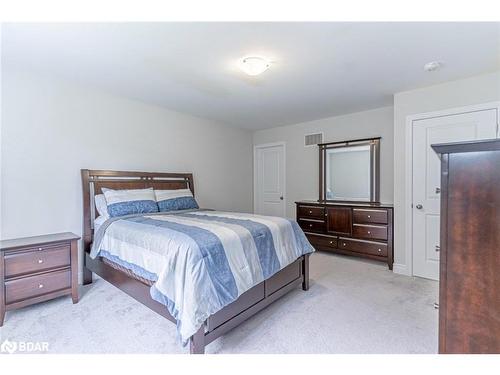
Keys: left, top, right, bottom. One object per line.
{"left": 304, "top": 132, "right": 323, "bottom": 147}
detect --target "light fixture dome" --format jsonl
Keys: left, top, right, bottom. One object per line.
{"left": 423, "top": 61, "right": 444, "bottom": 72}
{"left": 239, "top": 56, "right": 271, "bottom": 76}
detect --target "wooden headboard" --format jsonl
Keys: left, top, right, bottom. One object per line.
{"left": 81, "top": 169, "right": 194, "bottom": 253}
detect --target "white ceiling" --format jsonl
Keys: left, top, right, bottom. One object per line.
{"left": 2, "top": 22, "right": 500, "bottom": 130}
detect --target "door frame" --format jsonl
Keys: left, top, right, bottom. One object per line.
{"left": 253, "top": 142, "right": 287, "bottom": 217}
{"left": 404, "top": 101, "right": 500, "bottom": 276}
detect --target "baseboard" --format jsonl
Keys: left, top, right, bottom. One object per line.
{"left": 392, "top": 263, "right": 410, "bottom": 276}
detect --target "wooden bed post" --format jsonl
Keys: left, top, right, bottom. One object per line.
{"left": 302, "top": 254, "right": 310, "bottom": 291}
{"left": 189, "top": 325, "right": 205, "bottom": 354}
{"left": 81, "top": 169, "right": 94, "bottom": 285}
{"left": 83, "top": 267, "right": 93, "bottom": 285}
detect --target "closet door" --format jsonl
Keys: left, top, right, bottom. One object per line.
{"left": 412, "top": 109, "right": 498, "bottom": 280}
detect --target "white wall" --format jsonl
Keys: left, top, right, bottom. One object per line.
{"left": 1, "top": 70, "right": 253, "bottom": 244}
{"left": 393, "top": 71, "right": 500, "bottom": 275}
{"left": 253, "top": 106, "right": 394, "bottom": 218}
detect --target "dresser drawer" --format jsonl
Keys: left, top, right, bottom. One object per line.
{"left": 298, "top": 219, "right": 325, "bottom": 233}
{"left": 5, "top": 244, "right": 70, "bottom": 278}
{"left": 5, "top": 269, "right": 71, "bottom": 305}
{"left": 352, "top": 209, "right": 388, "bottom": 224}
{"left": 297, "top": 205, "right": 325, "bottom": 220}
{"left": 307, "top": 233, "right": 337, "bottom": 250}
{"left": 352, "top": 224, "right": 387, "bottom": 241}
{"left": 338, "top": 238, "right": 388, "bottom": 257}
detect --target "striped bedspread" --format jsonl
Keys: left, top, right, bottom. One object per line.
{"left": 90, "top": 210, "right": 314, "bottom": 344}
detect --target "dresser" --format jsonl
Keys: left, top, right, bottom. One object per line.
{"left": 0, "top": 232, "right": 80, "bottom": 326}
{"left": 432, "top": 139, "right": 500, "bottom": 354}
{"left": 295, "top": 201, "right": 393, "bottom": 269}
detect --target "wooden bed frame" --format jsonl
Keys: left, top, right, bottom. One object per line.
{"left": 81, "top": 169, "right": 310, "bottom": 354}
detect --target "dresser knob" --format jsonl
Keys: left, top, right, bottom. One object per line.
{"left": 309, "top": 210, "right": 312, "bottom": 214}
{"left": 38, "top": 284, "right": 44, "bottom": 289}
{"left": 367, "top": 231, "right": 371, "bottom": 234}
{"left": 329, "top": 241, "right": 333, "bottom": 244}
{"left": 38, "top": 247, "right": 43, "bottom": 251}
{"left": 378, "top": 249, "right": 382, "bottom": 252}
{"left": 343, "top": 243, "right": 346, "bottom": 246}
{"left": 309, "top": 224, "right": 313, "bottom": 227}
{"left": 367, "top": 215, "right": 371, "bottom": 218}
{"left": 38, "top": 259, "right": 43, "bottom": 264}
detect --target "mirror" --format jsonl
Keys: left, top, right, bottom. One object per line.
{"left": 319, "top": 137, "right": 380, "bottom": 202}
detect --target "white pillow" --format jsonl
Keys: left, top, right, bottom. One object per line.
{"left": 154, "top": 188, "right": 193, "bottom": 201}
{"left": 102, "top": 187, "right": 158, "bottom": 217}
{"left": 155, "top": 188, "right": 199, "bottom": 212}
{"left": 95, "top": 194, "right": 109, "bottom": 219}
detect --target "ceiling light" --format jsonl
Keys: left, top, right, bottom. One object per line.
{"left": 423, "top": 61, "right": 444, "bottom": 72}
{"left": 239, "top": 56, "right": 271, "bottom": 76}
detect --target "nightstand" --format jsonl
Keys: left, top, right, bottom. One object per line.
{"left": 0, "top": 232, "right": 80, "bottom": 326}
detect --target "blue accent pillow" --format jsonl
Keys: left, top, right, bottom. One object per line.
{"left": 102, "top": 188, "right": 159, "bottom": 217}
{"left": 155, "top": 189, "right": 199, "bottom": 212}
{"left": 158, "top": 196, "right": 199, "bottom": 212}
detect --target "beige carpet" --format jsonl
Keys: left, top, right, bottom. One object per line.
{"left": 0, "top": 252, "right": 438, "bottom": 354}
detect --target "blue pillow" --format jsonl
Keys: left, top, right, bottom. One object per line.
{"left": 102, "top": 188, "right": 159, "bottom": 217}
{"left": 155, "top": 189, "right": 199, "bottom": 212}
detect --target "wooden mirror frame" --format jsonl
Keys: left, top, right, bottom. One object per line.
{"left": 318, "top": 137, "right": 381, "bottom": 203}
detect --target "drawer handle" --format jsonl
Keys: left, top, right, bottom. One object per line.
{"left": 38, "top": 259, "right": 44, "bottom": 264}
{"left": 38, "top": 284, "right": 44, "bottom": 289}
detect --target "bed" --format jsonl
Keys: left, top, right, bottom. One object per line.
{"left": 81, "top": 169, "right": 312, "bottom": 354}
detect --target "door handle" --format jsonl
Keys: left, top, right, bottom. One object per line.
{"left": 415, "top": 204, "right": 423, "bottom": 210}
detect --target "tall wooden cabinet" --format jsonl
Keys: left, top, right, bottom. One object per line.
{"left": 432, "top": 139, "right": 500, "bottom": 354}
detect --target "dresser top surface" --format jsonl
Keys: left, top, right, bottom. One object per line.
{"left": 0, "top": 232, "right": 80, "bottom": 251}
{"left": 296, "top": 200, "right": 393, "bottom": 208}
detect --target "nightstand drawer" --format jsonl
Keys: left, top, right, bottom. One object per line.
{"left": 5, "top": 269, "right": 71, "bottom": 305}
{"left": 5, "top": 245, "right": 70, "bottom": 278}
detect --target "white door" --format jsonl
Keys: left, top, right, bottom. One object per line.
{"left": 255, "top": 143, "right": 285, "bottom": 217}
{"left": 412, "top": 109, "right": 498, "bottom": 280}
